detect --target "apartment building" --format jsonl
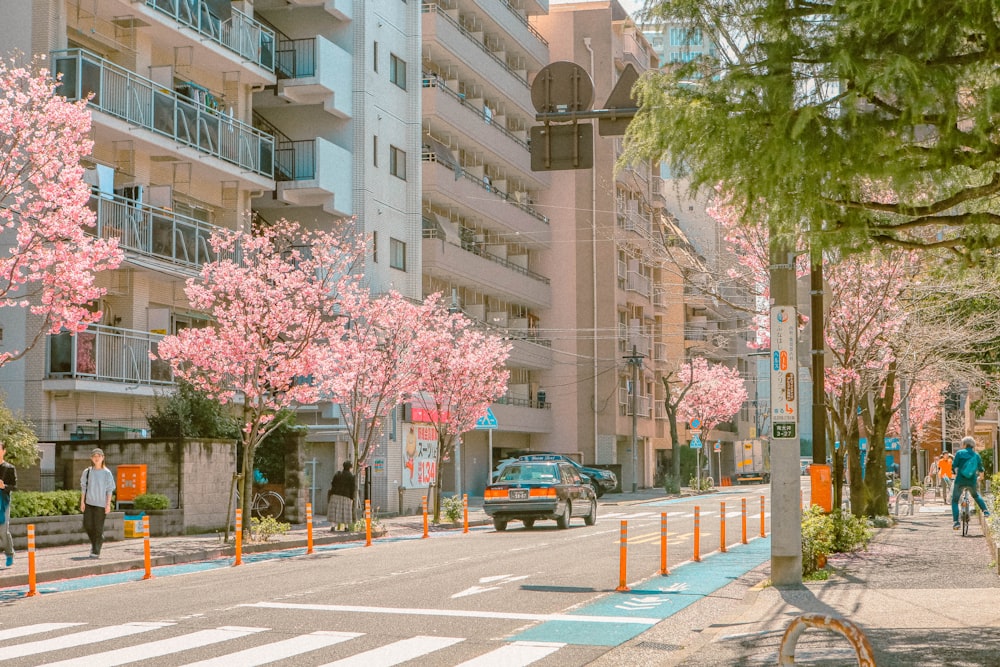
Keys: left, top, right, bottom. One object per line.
{"left": 533, "top": 0, "right": 696, "bottom": 490}
{"left": 420, "top": 0, "right": 554, "bottom": 497}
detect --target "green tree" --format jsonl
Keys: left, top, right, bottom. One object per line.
{"left": 0, "top": 396, "right": 40, "bottom": 468}
{"left": 146, "top": 381, "right": 240, "bottom": 439}
{"left": 628, "top": 0, "right": 1000, "bottom": 259}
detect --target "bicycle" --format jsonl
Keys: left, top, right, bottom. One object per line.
{"left": 959, "top": 488, "right": 972, "bottom": 536}
{"left": 235, "top": 488, "right": 285, "bottom": 519}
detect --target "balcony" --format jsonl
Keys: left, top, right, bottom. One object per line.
{"left": 626, "top": 271, "right": 651, "bottom": 299}
{"left": 619, "top": 389, "right": 653, "bottom": 418}
{"left": 88, "top": 193, "right": 239, "bottom": 275}
{"left": 252, "top": 138, "right": 351, "bottom": 217}
{"left": 422, "top": 153, "right": 550, "bottom": 242}
{"left": 651, "top": 176, "right": 667, "bottom": 209}
{"left": 276, "top": 36, "right": 352, "bottom": 118}
{"left": 469, "top": 0, "right": 549, "bottom": 69}
{"left": 421, "top": 234, "right": 550, "bottom": 309}
{"left": 53, "top": 50, "right": 275, "bottom": 185}
{"left": 617, "top": 210, "right": 654, "bottom": 241}
{"left": 140, "top": 0, "right": 276, "bottom": 80}
{"left": 46, "top": 325, "right": 174, "bottom": 396}
{"left": 492, "top": 396, "right": 553, "bottom": 434}
{"left": 255, "top": 0, "right": 351, "bottom": 19}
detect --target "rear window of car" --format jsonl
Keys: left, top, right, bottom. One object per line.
{"left": 496, "top": 464, "right": 560, "bottom": 483}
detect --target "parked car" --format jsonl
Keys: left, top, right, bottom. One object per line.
{"left": 516, "top": 453, "right": 618, "bottom": 497}
{"left": 484, "top": 460, "right": 597, "bottom": 531}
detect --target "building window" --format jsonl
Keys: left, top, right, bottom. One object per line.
{"left": 373, "top": 41, "right": 378, "bottom": 72}
{"left": 373, "top": 135, "right": 378, "bottom": 167}
{"left": 389, "top": 237, "right": 406, "bottom": 270}
{"left": 372, "top": 230, "right": 378, "bottom": 263}
{"left": 389, "top": 54, "right": 407, "bottom": 90}
{"left": 390, "top": 145, "right": 406, "bottom": 180}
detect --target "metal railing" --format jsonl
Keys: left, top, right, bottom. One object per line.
{"left": 145, "top": 0, "right": 275, "bottom": 72}
{"left": 619, "top": 389, "right": 653, "bottom": 417}
{"left": 497, "top": 0, "right": 548, "bottom": 46}
{"left": 422, "top": 76, "right": 530, "bottom": 150}
{"left": 422, "top": 152, "right": 548, "bottom": 224}
{"left": 626, "top": 270, "right": 651, "bottom": 297}
{"left": 53, "top": 49, "right": 274, "bottom": 178}
{"left": 422, "top": 223, "right": 549, "bottom": 284}
{"left": 495, "top": 393, "right": 550, "bottom": 409}
{"left": 275, "top": 139, "right": 317, "bottom": 181}
{"left": 276, "top": 37, "right": 316, "bottom": 78}
{"left": 421, "top": 4, "right": 529, "bottom": 88}
{"left": 88, "top": 193, "right": 239, "bottom": 271}
{"left": 47, "top": 325, "right": 174, "bottom": 387}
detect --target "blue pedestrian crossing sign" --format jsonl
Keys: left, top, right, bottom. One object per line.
{"left": 690, "top": 434, "right": 703, "bottom": 449}
{"left": 475, "top": 408, "right": 498, "bottom": 430}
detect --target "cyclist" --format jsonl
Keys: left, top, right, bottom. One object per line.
{"left": 952, "top": 436, "right": 990, "bottom": 530}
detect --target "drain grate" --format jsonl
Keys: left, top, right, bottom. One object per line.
{"left": 635, "top": 641, "right": 683, "bottom": 651}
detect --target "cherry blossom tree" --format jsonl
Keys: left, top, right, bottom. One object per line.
{"left": 320, "top": 290, "right": 428, "bottom": 481}
{"left": 676, "top": 357, "right": 748, "bottom": 442}
{"left": 156, "top": 219, "right": 364, "bottom": 531}
{"left": 660, "top": 365, "right": 699, "bottom": 485}
{"left": 0, "top": 56, "right": 122, "bottom": 366}
{"left": 410, "top": 296, "right": 511, "bottom": 522}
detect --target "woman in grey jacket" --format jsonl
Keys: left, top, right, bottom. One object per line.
{"left": 80, "top": 448, "right": 116, "bottom": 558}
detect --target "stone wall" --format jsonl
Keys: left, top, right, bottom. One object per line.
{"left": 179, "top": 440, "right": 237, "bottom": 533}
{"left": 8, "top": 513, "right": 124, "bottom": 550}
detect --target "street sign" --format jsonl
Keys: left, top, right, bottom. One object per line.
{"left": 690, "top": 434, "right": 703, "bottom": 449}
{"left": 599, "top": 64, "right": 639, "bottom": 136}
{"left": 772, "top": 423, "right": 796, "bottom": 439}
{"left": 689, "top": 418, "right": 701, "bottom": 429}
{"left": 531, "top": 61, "right": 595, "bottom": 114}
{"left": 769, "top": 305, "right": 798, "bottom": 440}
{"left": 530, "top": 123, "right": 594, "bottom": 171}
{"left": 474, "top": 408, "right": 498, "bottom": 431}
{"left": 713, "top": 442, "right": 721, "bottom": 453}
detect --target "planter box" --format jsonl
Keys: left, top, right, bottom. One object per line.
{"left": 7, "top": 513, "right": 124, "bottom": 550}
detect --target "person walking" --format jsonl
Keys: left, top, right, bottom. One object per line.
{"left": 327, "top": 461, "right": 356, "bottom": 532}
{"left": 938, "top": 451, "right": 954, "bottom": 503}
{"left": 0, "top": 440, "right": 16, "bottom": 568}
{"left": 80, "top": 448, "right": 116, "bottom": 558}
{"left": 951, "top": 436, "right": 990, "bottom": 530}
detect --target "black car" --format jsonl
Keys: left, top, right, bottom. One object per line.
{"left": 484, "top": 460, "right": 597, "bottom": 531}
{"left": 517, "top": 454, "right": 618, "bottom": 497}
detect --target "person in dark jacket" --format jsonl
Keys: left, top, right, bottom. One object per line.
{"left": 327, "top": 461, "right": 356, "bottom": 532}
{"left": 952, "top": 436, "right": 990, "bottom": 529}
{"left": 0, "top": 440, "right": 16, "bottom": 568}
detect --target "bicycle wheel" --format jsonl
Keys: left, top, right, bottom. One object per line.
{"left": 255, "top": 491, "right": 285, "bottom": 519}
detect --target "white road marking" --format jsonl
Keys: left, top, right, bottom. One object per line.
{"left": 1, "top": 622, "right": 174, "bottom": 660}
{"left": 453, "top": 575, "right": 531, "bottom": 598}
{"left": 40, "top": 626, "right": 267, "bottom": 667}
{"left": 0, "top": 623, "right": 84, "bottom": 642}
{"left": 318, "top": 635, "right": 463, "bottom": 667}
{"left": 243, "top": 602, "right": 660, "bottom": 625}
{"left": 179, "top": 631, "right": 363, "bottom": 666}
{"left": 455, "top": 640, "right": 565, "bottom": 666}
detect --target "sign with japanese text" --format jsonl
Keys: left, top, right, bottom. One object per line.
{"left": 401, "top": 423, "right": 438, "bottom": 489}
{"left": 769, "top": 306, "right": 798, "bottom": 440}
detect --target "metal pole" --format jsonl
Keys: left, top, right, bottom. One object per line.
{"left": 630, "top": 346, "right": 640, "bottom": 492}
{"left": 900, "top": 379, "right": 911, "bottom": 491}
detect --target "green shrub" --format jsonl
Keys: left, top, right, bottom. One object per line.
{"left": 250, "top": 515, "right": 290, "bottom": 542}
{"left": 442, "top": 495, "right": 464, "bottom": 523}
{"left": 688, "top": 476, "right": 713, "bottom": 492}
{"left": 132, "top": 493, "right": 170, "bottom": 510}
{"left": 800, "top": 506, "right": 875, "bottom": 576}
{"left": 10, "top": 491, "right": 81, "bottom": 518}
{"left": 663, "top": 475, "right": 681, "bottom": 495}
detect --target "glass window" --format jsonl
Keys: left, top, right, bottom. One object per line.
{"left": 390, "top": 54, "right": 407, "bottom": 90}
{"left": 390, "top": 145, "right": 406, "bottom": 180}
{"left": 389, "top": 237, "right": 406, "bottom": 270}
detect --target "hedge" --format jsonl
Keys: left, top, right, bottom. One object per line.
{"left": 10, "top": 491, "right": 82, "bottom": 518}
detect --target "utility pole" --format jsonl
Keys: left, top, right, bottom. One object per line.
{"left": 810, "top": 236, "right": 830, "bottom": 511}
{"left": 625, "top": 345, "right": 644, "bottom": 493}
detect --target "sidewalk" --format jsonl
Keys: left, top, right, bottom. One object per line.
{"left": 595, "top": 502, "right": 1000, "bottom": 667}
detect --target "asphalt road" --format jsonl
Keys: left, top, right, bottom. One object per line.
{"left": 0, "top": 487, "right": 775, "bottom": 666}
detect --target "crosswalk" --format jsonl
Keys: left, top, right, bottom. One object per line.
{"left": 0, "top": 621, "right": 568, "bottom": 667}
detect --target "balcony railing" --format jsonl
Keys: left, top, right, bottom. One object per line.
{"left": 88, "top": 193, "right": 239, "bottom": 271}
{"left": 145, "top": 0, "right": 275, "bottom": 72}
{"left": 276, "top": 37, "right": 316, "bottom": 78}
{"left": 422, "top": 75, "right": 530, "bottom": 150}
{"left": 53, "top": 50, "right": 274, "bottom": 178}
{"left": 495, "top": 393, "right": 550, "bottom": 409}
{"left": 619, "top": 389, "right": 653, "bottom": 418}
{"left": 498, "top": 0, "right": 548, "bottom": 46}
{"left": 422, "top": 151, "right": 548, "bottom": 224}
{"left": 421, "top": 3, "right": 529, "bottom": 89}
{"left": 422, "top": 223, "right": 550, "bottom": 284}
{"left": 48, "top": 325, "right": 174, "bottom": 387}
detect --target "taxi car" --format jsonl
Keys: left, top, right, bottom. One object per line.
{"left": 484, "top": 460, "right": 597, "bottom": 531}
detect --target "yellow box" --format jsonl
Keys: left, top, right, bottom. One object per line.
{"left": 124, "top": 517, "right": 145, "bottom": 538}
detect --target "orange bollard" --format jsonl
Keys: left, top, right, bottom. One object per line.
{"left": 693, "top": 506, "right": 701, "bottom": 562}
{"left": 422, "top": 495, "right": 429, "bottom": 539}
{"left": 741, "top": 497, "right": 748, "bottom": 544}
{"left": 142, "top": 515, "right": 152, "bottom": 580}
{"left": 463, "top": 494, "right": 469, "bottom": 534}
{"left": 234, "top": 509, "right": 243, "bottom": 567}
{"left": 26, "top": 524, "right": 36, "bottom": 597}
{"left": 720, "top": 501, "right": 727, "bottom": 553}
{"left": 616, "top": 520, "right": 630, "bottom": 592}
{"left": 760, "top": 495, "right": 766, "bottom": 538}
{"left": 306, "top": 502, "right": 314, "bottom": 555}
{"left": 365, "top": 499, "right": 372, "bottom": 547}
{"left": 659, "top": 512, "right": 669, "bottom": 576}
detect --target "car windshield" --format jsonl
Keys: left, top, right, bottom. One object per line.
{"left": 497, "top": 464, "right": 560, "bottom": 483}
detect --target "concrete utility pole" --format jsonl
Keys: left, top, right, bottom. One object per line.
{"left": 625, "top": 345, "right": 644, "bottom": 493}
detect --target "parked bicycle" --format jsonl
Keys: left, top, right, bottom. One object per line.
{"left": 235, "top": 488, "right": 285, "bottom": 519}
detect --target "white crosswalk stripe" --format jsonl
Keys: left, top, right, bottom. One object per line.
{"left": 318, "top": 635, "right": 464, "bottom": 666}
{"left": 41, "top": 626, "right": 266, "bottom": 667}
{"left": 179, "top": 630, "right": 363, "bottom": 667}
{"left": 0, "top": 623, "right": 84, "bottom": 642}
{"left": 2, "top": 622, "right": 173, "bottom": 660}
{"left": 455, "top": 640, "right": 565, "bottom": 666}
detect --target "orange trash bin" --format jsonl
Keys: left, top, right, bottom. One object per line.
{"left": 809, "top": 464, "right": 832, "bottom": 512}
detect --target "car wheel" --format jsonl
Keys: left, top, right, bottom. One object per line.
{"left": 584, "top": 499, "right": 597, "bottom": 526}
{"left": 593, "top": 484, "right": 604, "bottom": 498}
{"left": 493, "top": 517, "right": 508, "bottom": 531}
{"left": 556, "top": 502, "right": 571, "bottom": 529}
{"left": 523, "top": 519, "right": 535, "bottom": 529}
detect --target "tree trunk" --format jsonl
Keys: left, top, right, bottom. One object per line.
{"left": 241, "top": 442, "right": 254, "bottom": 539}
{"left": 847, "top": 440, "right": 865, "bottom": 517}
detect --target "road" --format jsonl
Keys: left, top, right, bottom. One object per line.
{"left": 0, "top": 486, "right": 776, "bottom": 666}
